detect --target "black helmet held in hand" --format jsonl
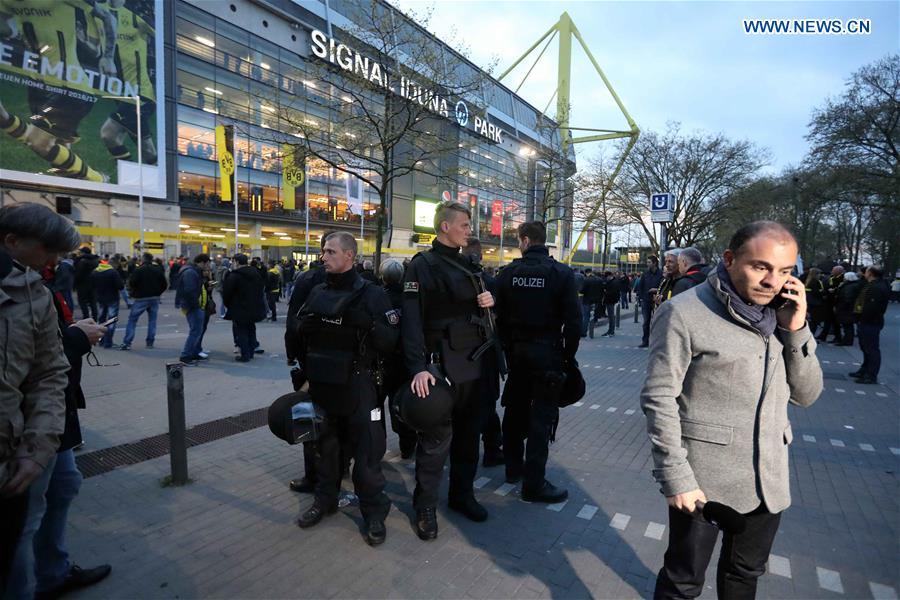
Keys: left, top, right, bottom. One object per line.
{"left": 268, "top": 391, "right": 326, "bottom": 444}
{"left": 558, "top": 359, "right": 585, "bottom": 407}
{"left": 391, "top": 368, "right": 454, "bottom": 432}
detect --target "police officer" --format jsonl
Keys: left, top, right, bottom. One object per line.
{"left": 293, "top": 232, "right": 398, "bottom": 546}
{"left": 379, "top": 258, "right": 417, "bottom": 458}
{"left": 285, "top": 234, "right": 331, "bottom": 494}
{"left": 495, "top": 221, "right": 581, "bottom": 503}
{"left": 402, "top": 201, "right": 495, "bottom": 540}
{"left": 461, "top": 237, "right": 504, "bottom": 467}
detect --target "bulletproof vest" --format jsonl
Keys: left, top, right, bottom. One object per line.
{"left": 503, "top": 254, "right": 560, "bottom": 341}
{"left": 298, "top": 278, "right": 372, "bottom": 381}
{"left": 419, "top": 251, "right": 482, "bottom": 341}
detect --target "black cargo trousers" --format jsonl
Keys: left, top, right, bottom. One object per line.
{"left": 312, "top": 371, "right": 391, "bottom": 522}
{"left": 501, "top": 341, "right": 565, "bottom": 490}
{"left": 412, "top": 378, "right": 481, "bottom": 511}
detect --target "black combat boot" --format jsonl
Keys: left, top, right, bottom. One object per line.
{"left": 521, "top": 480, "right": 569, "bottom": 504}
{"left": 297, "top": 501, "right": 337, "bottom": 528}
{"left": 415, "top": 507, "right": 438, "bottom": 541}
{"left": 448, "top": 495, "right": 488, "bottom": 522}
{"left": 364, "top": 519, "right": 387, "bottom": 546}
{"left": 289, "top": 477, "right": 315, "bottom": 493}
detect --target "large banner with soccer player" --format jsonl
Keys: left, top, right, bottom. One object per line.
{"left": 0, "top": 0, "right": 165, "bottom": 197}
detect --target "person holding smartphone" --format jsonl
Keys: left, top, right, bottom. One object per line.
{"left": 641, "top": 221, "right": 823, "bottom": 599}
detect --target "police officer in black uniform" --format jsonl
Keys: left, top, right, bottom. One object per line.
{"left": 495, "top": 221, "right": 581, "bottom": 503}
{"left": 293, "top": 232, "right": 399, "bottom": 546}
{"left": 461, "top": 237, "right": 504, "bottom": 467}
{"left": 379, "top": 258, "right": 418, "bottom": 458}
{"left": 402, "top": 201, "right": 496, "bottom": 540}
{"left": 285, "top": 234, "right": 331, "bottom": 494}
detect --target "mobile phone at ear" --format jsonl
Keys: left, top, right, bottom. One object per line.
{"left": 769, "top": 285, "right": 796, "bottom": 309}
{"left": 101, "top": 316, "right": 118, "bottom": 326}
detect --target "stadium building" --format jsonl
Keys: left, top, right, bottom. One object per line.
{"left": 0, "top": 0, "right": 574, "bottom": 263}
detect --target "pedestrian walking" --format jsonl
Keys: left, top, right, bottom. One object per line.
{"left": 850, "top": 266, "right": 890, "bottom": 385}
{"left": 599, "top": 271, "right": 620, "bottom": 337}
{"left": 90, "top": 259, "right": 124, "bottom": 348}
{"left": 495, "top": 221, "right": 581, "bottom": 503}
{"left": 641, "top": 221, "right": 823, "bottom": 599}
{"left": 120, "top": 253, "right": 168, "bottom": 350}
{"left": 266, "top": 260, "right": 281, "bottom": 322}
{"left": 73, "top": 248, "right": 99, "bottom": 320}
{"left": 223, "top": 254, "right": 266, "bottom": 362}
{"left": 833, "top": 271, "right": 862, "bottom": 346}
{"left": 175, "top": 254, "right": 211, "bottom": 365}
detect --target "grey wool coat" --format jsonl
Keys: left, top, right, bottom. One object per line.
{"left": 640, "top": 271, "right": 823, "bottom": 514}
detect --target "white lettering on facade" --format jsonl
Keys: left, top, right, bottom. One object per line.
{"left": 309, "top": 29, "right": 502, "bottom": 144}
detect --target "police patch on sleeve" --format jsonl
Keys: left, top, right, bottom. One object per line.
{"left": 404, "top": 281, "right": 419, "bottom": 293}
{"left": 385, "top": 309, "right": 400, "bottom": 325}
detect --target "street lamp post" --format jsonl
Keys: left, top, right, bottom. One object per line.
{"left": 103, "top": 95, "right": 143, "bottom": 252}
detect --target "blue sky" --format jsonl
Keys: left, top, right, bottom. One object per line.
{"left": 391, "top": 1, "right": 898, "bottom": 173}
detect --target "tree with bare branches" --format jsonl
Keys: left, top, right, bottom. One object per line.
{"left": 253, "top": 4, "right": 493, "bottom": 266}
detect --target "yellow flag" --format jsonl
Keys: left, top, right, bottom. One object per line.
{"left": 216, "top": 125, "right": 235, "bottom": 202}
{"left": 282, "top": 144, "right": 305, "bottom": 210}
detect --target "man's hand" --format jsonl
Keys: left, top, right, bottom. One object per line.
{"left": 1, "top": 458, "right": 44, "bottom": 497}
{"left": 411, "top": 370, "right": 436, "bottom": 399}
{"left": 476, "top": 291, "right": 495, "bottom": 309}
{"left": 70, "top": 319, "right": 106, "bottom": 345}
{"left": 666, "top": 488, "right": 707, "bottom": 514}
{"left": 776, "top": 275, "right": 807, "bottom": 332}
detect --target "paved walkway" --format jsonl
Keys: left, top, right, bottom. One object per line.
{"left": 65, "top": 298, "right": 900, "bottom": 598}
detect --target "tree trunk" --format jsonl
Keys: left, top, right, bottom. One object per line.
{"left": 374, "top": 189, "right": 388, "bottom": 271}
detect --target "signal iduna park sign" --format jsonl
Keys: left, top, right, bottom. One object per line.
{"left": 310, "top": 29, "right": 503, "bottom": 144}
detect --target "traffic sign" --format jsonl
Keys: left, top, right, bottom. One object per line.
{"left": 650, "top": 193, "right": 675, "bottom": 223}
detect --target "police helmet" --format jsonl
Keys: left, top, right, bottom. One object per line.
{"left": 267, "top": 391, "right": 326, "bottom": 444}
{"left": 392, "top": 375, "right": 454, "bottom": 432}
{"left": 558, "top": 361, "right": 586, "bottom": 407}
{"left": 379, "top": 258, "right": 405, "bottom": 286}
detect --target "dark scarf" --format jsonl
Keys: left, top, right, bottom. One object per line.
{"left": 715, "top": 262, "right": 777, "bottom": 337}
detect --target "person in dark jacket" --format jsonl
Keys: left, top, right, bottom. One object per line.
{"left": 120, "top": 254, "right": 168, "bottom": 350}
{"left": 599, "top": 271, "right": 620, "bottom": 337}
{"left": 636, "top": 256, "right": 663, "bottom": 347}
{"left": 671, "top": 247, "right": 709, "bottom": 297}
{"left": 89, "top": 260, "right": 124, "bottom": 348}
{"left": 803, "top": 268, "right": 827, "bottom": 336}
{"left": 285, "top": 239, "right": 331, "bottom": 494}
{"left": 850, "top": 267, "right": 890, "bottom": 384}
{"left": 265, "top": 260, "right": 281, "bottom": 322}
{"left": 223, "top": 254, "right": 266, "bottom": 362}
{"left": 52, "top": 257, "right": 76, "bottom": 312}
{"left": 818, "top": 266, "right": 845, "bottom": 342}
{"left": 581, "top": 271, "right": 605, "bottom": 338}
{"left": 461, "top": 238, "right": 504, "bottom": 467}
{"left": 833, "top": 272, "right": 862, "bottom": 346}
{"left": 73, "top": 248, "right": 99, "bottom": 320}
{"left": 175, "top": 254, "right": 210, "bottom": 365}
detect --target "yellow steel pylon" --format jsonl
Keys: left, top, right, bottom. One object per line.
{"left": 499, "top": 12, "right": 640, "bottom": 263}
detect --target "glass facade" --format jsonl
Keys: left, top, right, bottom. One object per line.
{"left": 171, "top": 0, "right": 571, "bottom": 257}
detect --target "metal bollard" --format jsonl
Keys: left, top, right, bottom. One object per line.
{"left": 615, "top": 304, "right": 621, "bottom": 329}
{"left": 634, "top": 302, "right": 639, "bottom": 323}
{"left": 166, "top": 362, "right": 189, "bottom": 485}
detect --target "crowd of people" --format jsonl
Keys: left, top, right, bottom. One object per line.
{"left": 0, "top": 199, "right": 896, "bottom": 599}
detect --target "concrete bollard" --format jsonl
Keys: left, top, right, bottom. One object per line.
{"left": 166, "top": 362, "right": 189, "bottom": 485}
